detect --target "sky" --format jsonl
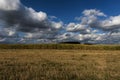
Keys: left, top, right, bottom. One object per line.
{"left": 21, "top": 0, "right": 120, "bottom": 23}
{"left": 0, "top": 0, "right": 120, "bottom": 44}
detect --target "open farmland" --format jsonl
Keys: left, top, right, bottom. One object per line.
{"left": 0, "top": 44, "right": 120, "bottom": 80}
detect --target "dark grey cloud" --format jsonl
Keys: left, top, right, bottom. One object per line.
{"left": 0, "top": 0, "right": 61, "bottom": 32}
{"left": 0, "top": 0, "right": 63, "bottom": 43}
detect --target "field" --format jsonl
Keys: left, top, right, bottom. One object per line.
{"left": 0, "top": 44, "right": 120, "bottom": 80}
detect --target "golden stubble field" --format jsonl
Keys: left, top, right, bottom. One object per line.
{"left": 0, "top": 49, "right": 120, "bottom": 80}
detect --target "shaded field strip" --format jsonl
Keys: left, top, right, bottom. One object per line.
{"left": 0, "top": 44, "right": 120, "bottom": 50}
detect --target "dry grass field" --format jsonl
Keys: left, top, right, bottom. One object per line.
{"left": 0, "top": 49, "right": 120, "bottom": 80}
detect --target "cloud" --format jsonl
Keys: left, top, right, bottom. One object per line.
{"left": 51, "top": 21, "right": 63, "bottom": 29}
{"left": 99, "top": 16, "right": 120, "bottom": 30}
{"left": 66, "top": 23, "right": 91, "bottom": 34}
{"left": 0, "top": 0, "right": 63, "bottom": 43}
{"left": 80, "top": 9, "right": 120, "bottom": 31}
{"left": 0, "top": 0, "right": 48, "bottom": 32}
{"left": 66, "top": 9, "right": 107, "bottom": 33}
{"left": 82, "top": 9, "right": 106, "bottom": 17}
{"left": 66, "top": 23, "right": 86, "bottom": 32}
{"left": 0, "top": 0, "right": 63, "bottom": 33}
{"left": 0, "top": 1, "right": 119, "bottom": 44}
{"left": 0, "top": 0, "right": 20, "bottom": 11}
{"left": 63, "top": 9, "right": 120, "bottom": 44}
{"left": 0, "top": 38, "right": 6, "bottom": 42}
